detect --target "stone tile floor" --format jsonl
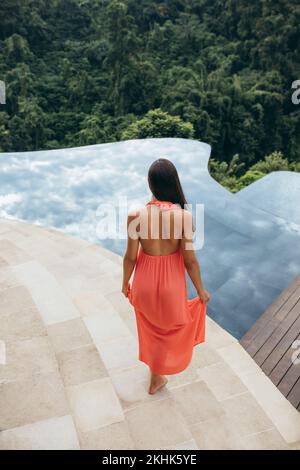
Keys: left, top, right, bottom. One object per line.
{"left": 0, "top": 217, "right": 300, "bottom": 450}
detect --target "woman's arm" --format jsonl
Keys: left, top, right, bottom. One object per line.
{"left": 122, "top": 212, "right": 140, "bottom": 297}
{"left": 180, "top": 210, "right": 210, "bottom": 303}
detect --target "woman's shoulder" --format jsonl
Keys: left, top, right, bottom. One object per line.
{"left": 181, "top": 208, "right": 192, "bottom": 218}
{"left": 170, "top": 207, "right": 191, "bottom": 219}
{"left": 127, "top": 208, "right": 140, "bottom": 219}
{"left": 127, "top": 206, "right": 148, "bottom": 219}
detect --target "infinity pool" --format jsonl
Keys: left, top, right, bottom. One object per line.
{"left": 1, "top": 138, "right": 299, "bottom": 338}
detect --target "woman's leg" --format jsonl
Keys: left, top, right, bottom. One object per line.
{"left": 148, "top": 369, "right": 168, "bottom": 394}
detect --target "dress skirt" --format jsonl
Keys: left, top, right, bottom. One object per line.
{"left": 127, "top": 247, "right": 206, "bottom": 375}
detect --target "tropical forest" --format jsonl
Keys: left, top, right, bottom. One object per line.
{"left": 0, "top": 0, "right": 299, "bottom": 191}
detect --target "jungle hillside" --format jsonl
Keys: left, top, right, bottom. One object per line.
{"left": 0, "top": 0, "right": 299, "bottom": 191}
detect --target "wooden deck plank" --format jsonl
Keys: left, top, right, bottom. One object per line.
{"left": 287, "top": 377, "right": 300, "bottom": 409}
{"left": 269, "top": 333, "right": 300, "bottom": 387}
{"left": 240, "top": 273, "right": 300, "bottom": 412}
{"left": 240, "top": 280, "right": 300, "bottom": 349}
{"left": 255, "top": 302, "right": 300, "bottom": 368}
{"left": 278, "top": 363, "right": 300, "bottom": 398}
{"left": 243, "top": 286, "right": 300, "bottom": 357}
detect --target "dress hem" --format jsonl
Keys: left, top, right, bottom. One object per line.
{"left": 138, "top": 336, "right": 205, "bottom": 375}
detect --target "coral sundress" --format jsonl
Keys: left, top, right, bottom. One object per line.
{"left": 127, "top": 200, "right": 206, "bottom": 375}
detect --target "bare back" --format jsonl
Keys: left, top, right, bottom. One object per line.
{"left": 137, "top": 205, "right": 185, "bottom": 256}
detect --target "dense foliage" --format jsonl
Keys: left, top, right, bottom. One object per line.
{"left": 0, "top": 0, "right": 299, "bottom": 189}
{"left": 209, "top": 151, "right": 300, "bottom": 192}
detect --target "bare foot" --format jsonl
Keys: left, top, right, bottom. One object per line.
{"left": 148, "top": 375, "right": 168, "bottom": 395}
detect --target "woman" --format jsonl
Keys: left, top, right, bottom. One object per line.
{"left": 122, "top": 158, "right": 210, "bottom": 395}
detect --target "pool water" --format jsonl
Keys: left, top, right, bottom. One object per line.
{"left": 1, "top": 138, "right": 299, "bottom": 338}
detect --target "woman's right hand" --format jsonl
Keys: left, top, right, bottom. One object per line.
{"left": 198, "top": 288, "right": 211, "bottom": 303}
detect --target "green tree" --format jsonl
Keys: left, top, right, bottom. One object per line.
{"left": 121, "top": 108, "right": 194, "bottom": 139}
{"left": 249, "top": 151, "right": 290, "bottom": 173}
{"left": 104, "top": 1, "right": 139, "bottom": 116}
{"left": 75, "top": 114, "right": 111, "bottom": 145}
{"left": 236, "top": 151, "right": 290, "bottom": 190}
{"left": 18, "top": 97, "right": 46, "bottom": 150}
{"left": 0, "top": 0, "right": 299, "bottom": 167}
{"left": 209, "top": 154, "right": 245, "bottom": 192}
{"left": 237, "top": 169, "right": 265, "bottom": 189}
{"left": 0, "top": 112, "right": 11, "bottom": 151}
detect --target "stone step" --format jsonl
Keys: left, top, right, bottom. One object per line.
{"left": 1, "top": 217, "right": 300, "bottom": 450}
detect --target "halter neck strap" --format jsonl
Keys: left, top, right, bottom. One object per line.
{"left": 146, "top": 200, "right": 181, "bottom": 210}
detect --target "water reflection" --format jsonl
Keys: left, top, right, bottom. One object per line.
{"left": 0, "top": 138, "right": 299, "bottom": 338}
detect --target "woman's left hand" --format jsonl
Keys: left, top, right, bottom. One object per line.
{"left": 122, "top": 283, "right": 129, "bottom": 297}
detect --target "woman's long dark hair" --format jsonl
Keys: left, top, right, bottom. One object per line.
{"left": 148, "top": 158, "right": 195, "bottom": 232}
{"left": 148, "top": 158, "right": 188, "bottom": 210}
